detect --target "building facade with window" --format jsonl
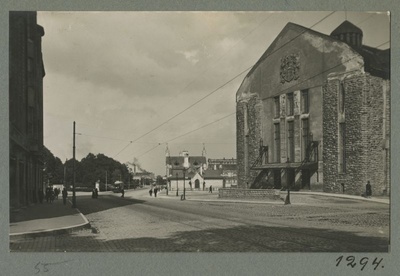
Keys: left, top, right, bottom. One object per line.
{"left": 9, "top": 11, "right": 46, "bottom": 208}
{"left": 207, "top": 158, "right": 237, "bottom": 188}
{"left": 236, "top": 21, "right": 390, "bottom": 195}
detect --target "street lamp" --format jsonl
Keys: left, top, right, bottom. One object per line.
{"left": 183, "top": 168, "right": 187, "bottom": 200}
{"left": 182, "top": 155, "right": 189, "bottom": 200}
{"left": 285, "top": 157, "right": 291, "bottom": 205}
{"left": 165, "top": 175, "right": 168, "bottom": 196}
{"left": 176, "top": 173, "right": 179, "bottom": 196}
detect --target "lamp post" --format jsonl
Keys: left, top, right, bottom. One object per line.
{"left": 285, "top": 157, "right": 291, "bottom": 205}
{"left": 165, "top": 175, "right": 168, "bottom": 196}
{"left": 176, "top": 173, "right": 179, "bottom": 196}
{"left": 182, "top": 153, "right": 189, "bottom": 200}
{"left": 183, "top": 168, "right": 186, "bottom": 200}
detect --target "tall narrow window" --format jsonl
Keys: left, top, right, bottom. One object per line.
{"left": 338, "top": 123, "right": 346, "bottom": 173}
{"left": 274, "top": 96, "right": 280, "bottom": 118}
{"left": 302, "top": 119, "right": 309, "bottom": 160}
{"left": 288, "top": 121, "right": 295, "bottom": 162}
{"left": 301, "top": 89, "right": 309, "bottom": 114}
{"left": 274, "top": 123, "right": 280, "bottom": 163}
{"left": 339, "top": 83, "right": 345, "bottom": 113}
{"left": 287, "top": 93, "right": 294, "bottom": 116}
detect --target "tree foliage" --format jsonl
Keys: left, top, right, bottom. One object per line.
{"left": 64, "top": 153, "right": 132, "bottom": 188}
{"left": 42, "top": 146, "right": 64, "bottom": 185}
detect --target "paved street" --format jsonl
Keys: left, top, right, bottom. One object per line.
{"left": 10, "top": 189, "right": 390, "bottom": 252}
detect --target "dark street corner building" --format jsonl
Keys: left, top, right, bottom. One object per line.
{"left": 9, "top": 11, "right": 45, "bottom": 209}
{"left": 236, "top": 21, "right": 390, "bottom": 196}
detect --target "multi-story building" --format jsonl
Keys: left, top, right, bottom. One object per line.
{"left": 9, "top": 11, "right": 45, "bottom": 208}
{"left": 236, "top": 21, "right": 390, "bottom": 195}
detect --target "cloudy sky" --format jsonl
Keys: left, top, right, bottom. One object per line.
{"left": 37, "top": 11, "right": 390, "bottom": 176}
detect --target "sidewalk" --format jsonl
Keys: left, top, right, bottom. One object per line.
{"left": 10, "top": 197, "right": 90, "bottom": 239}
{"left": 156, "top": 189, "right": 389, "bottom": 205}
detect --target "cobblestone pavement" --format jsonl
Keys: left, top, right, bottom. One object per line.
{"left": 10, "top": 191, "right": 390, "bottom": 252}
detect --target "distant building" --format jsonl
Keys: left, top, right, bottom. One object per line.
{"left": 9, "top": 11, "right": 46, "bottom": 208}
{"left": 166, "top": 150, "right": 208, "bottom": 190}
{"left": 236, "top": 21, "right": 390, "bottom": 195}
{"left": 166, "top": 150, "right": 237, "bottom": 191}
{"left": 207, "top": 158, "right": 237, "bottom": 188}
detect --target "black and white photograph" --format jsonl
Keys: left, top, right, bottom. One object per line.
{"left": 2, "top": 3, "right": 399, "bottom": 275}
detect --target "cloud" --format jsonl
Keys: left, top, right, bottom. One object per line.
{"left": 37, "top": 11, "right": 390, "bottom": 175}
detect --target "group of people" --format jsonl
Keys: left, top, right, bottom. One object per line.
{"left": 149, "top": 186, "right": 159, "bottom": 197}
{"left": 38, "top": 186, "right": 68, "bottom": 205}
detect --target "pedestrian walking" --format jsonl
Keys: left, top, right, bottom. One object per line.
{"left": 49, "top": 188, "right": 55, "bottom": 203}
{"left": 149, "top": 188, "right": 153, "bottom": 197}
{"left": 62, "top": 188, "right": 68, "bottom": 205}
{"left": 209, "top": 185, "right": 212, "bottom": 193}
{"left": 45, "top": 187, "right": 50, "bottom": 203}
{"left": 154, "top": 187, "right": 158, "bottom": 197}
{"left": 121, "top": 188, "right": 125, "bottom": 198}
{"left": 54, "top": 188, "right": 60, "bottom": 200}
{"left": 366, "top": 181, "right": 372, "bottom": 198}
{"left": 95, "top": 188, "right": 98, "bottom": 198}
{"left": 38, "top": 188, "right": 44, "bottom": 204}
{"left": 203, "top": 181, "right": 206, "bottom": 191}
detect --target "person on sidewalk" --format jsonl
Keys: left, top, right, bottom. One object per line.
{"left": 49, "top": 188, "right": 55, "bottom": 203}
{"left": 45, "top": 187, "right": 50, "bottom": 203}
{"left": 149, "top": 188, "right": 153, "bottom": 197}
{"left": 62, "top": 188, "right": 68, "bottom": 205}
{"left": 209, "top": 185, "right": 212, "bottom": 193}
{"left": 38, "top": 188, "right": 44, "bottom": 204}
{"left": 366, "top": 181, "right": 372, "bottom": 198}
{"left": 121, "top": 188, "right": 125, "bottom": 198}
{"left": 154, "top": 187, "right": 158, "bottom": 197}
{"left": 95, "top": 188, "right": 98, "bottom": 198}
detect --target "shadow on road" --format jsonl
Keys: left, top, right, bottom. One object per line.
{"left": 76, "top": 194, "right": 146, "bottom": 216}
{"left": 11, "top": 223, "right": 389, "bottom": 252}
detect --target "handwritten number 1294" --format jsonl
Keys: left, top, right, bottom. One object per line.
{"left": 336, "top": 256, "right": 384, "bottom": 271}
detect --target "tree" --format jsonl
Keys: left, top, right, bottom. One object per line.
{"left": 42, "top": 146, "right": 64, "bottom": 185}
{"left": 156, "top": 175, "right": 164, "bottom": 186}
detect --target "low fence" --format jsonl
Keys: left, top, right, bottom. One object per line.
{"left": 218, "top": 188, "right": 280, "bottom": 200}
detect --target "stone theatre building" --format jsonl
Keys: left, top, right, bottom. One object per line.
{"left": 236, "top": 21, "right": 390, "bottom": 195}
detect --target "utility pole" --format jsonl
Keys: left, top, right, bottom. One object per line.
{"left": 64, "top": 158, "right": 67, "bottom": 187}
{"left": 72, "top": 121, "right": 76, "bottom": 208}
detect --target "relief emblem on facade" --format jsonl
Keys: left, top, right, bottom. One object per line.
{"left": 280, "top": 53, "right": 300, "bottom": 83}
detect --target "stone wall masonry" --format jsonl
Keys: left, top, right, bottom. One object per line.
{"left": 323, "top": 79, "right": 340, "bottom": 193}
{"left": 236, "top": 94, "right": 263, "bottom": 188}
{"left": 218, "top": 188, "right": 280, "bottom": 200}
{"left": 323, "top": 73, "right": 390, "bottom": 195}
{"left": 236, "top": 101, "right": 246, "bottom": 188}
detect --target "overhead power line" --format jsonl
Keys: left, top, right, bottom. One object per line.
{"left": 165, "top": 112, "right": 236, "bottom": 143}
{"left": 128, "top": 112, "right": 236, "bottom": 161}
{"left": 113, "top": 12, "right": 337, "bottom": 158}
